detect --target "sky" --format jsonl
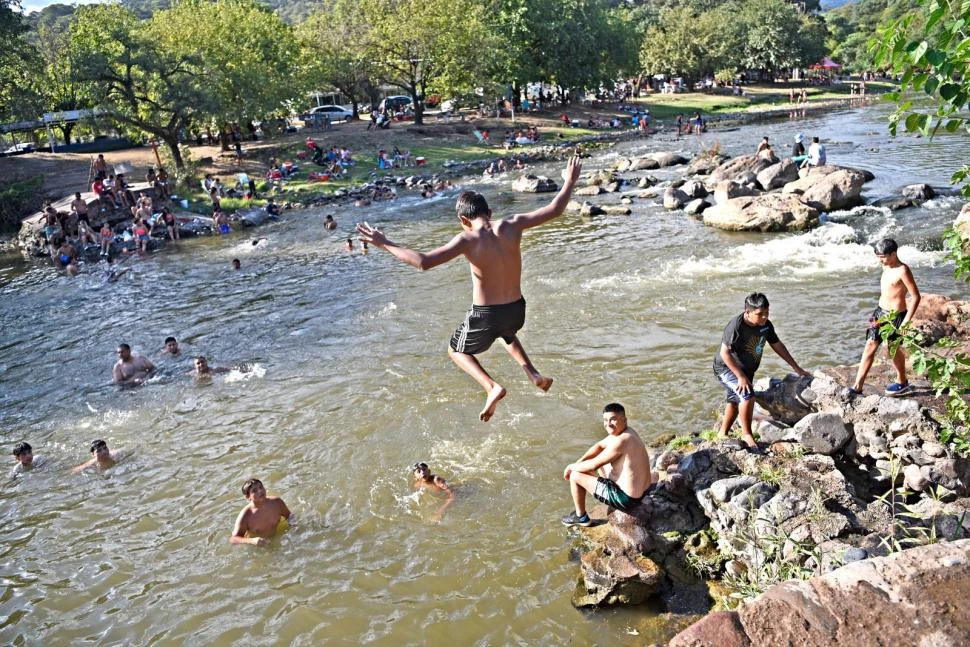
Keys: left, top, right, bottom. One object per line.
{"left": 19, "top": 0, "right": 106, "bottom": 15}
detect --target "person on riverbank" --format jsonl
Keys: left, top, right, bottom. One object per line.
{"left": 71, "top": 193, "right": 90, "bottom": 227}
{"left": 849, "top": 239, "right": 921, "bottom": 396}
{"left": 714, "top": 293, "right": 811, "bottom": 450}
{"left": 54, "top": 239, "right": 78, "bottom": 276}
{"left": 133, "top": 217, "right": 150, "bottom": 254}
{"left": 113, "top": 343, "right": 156, "bottom": 385}
{"left": 756, "top": 137, "right": 770, "bottom": 155}
{"left": 356, "top": 155, "right": 582, "bottom": 422}
{"left": 72, "top": 439, "right": 118, "bottom": 473}
{"left": 215, "top": 209, "right": 231, "bottom": 235}
{"left": 161, "top": 206, "right": 179, "bottom": 241}
{"left": 230, "top": 478, "right": 291, "bottom": 546}
{"left": 561, "top": 403, "right": 652, "bottom": 527}
{"left": 99, "top": 223, "right": 114, "bottom": 257}
{"left": 412, "top": 462, "right": 454, "bottom": 522}
{"left": 792, "top": 133, "right": 807, "bottom": 165}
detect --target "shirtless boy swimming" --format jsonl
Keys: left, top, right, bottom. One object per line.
{"left": 230, "top": 478, "right": 291, "bottom": 546}
{"left": 72, "top": 439, "right": 118, "bottom": 473}
{"left": 849, "top": 238, "right": 921, "bottom": 396}
{"left": 356, "top": 155, "right": 582, "bottom": 421}
{"left": 412, "top": 462, "right": 454, "bottom": 522}
{"left": 112, "top": 343, "right": 156, "bottom": 385}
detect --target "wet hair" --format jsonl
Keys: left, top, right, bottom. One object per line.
{"left": 412, "top": 462, "right": 429, "bottom": 473}
{"left": 231, "top": 258, "right": 240, "bottom": 267}
{"left": 874, "top": 238, "right": 898, "bottom": 255}
{"left": 165, "top": 336, "right": 176, "bottom": 345}
{"left": 242, "top": 478, "right": 263, "bottom": 497}
{"left": 118, "top": 343, "right": 131, "bottom": 352}
{"left": 456, "top": 191, "right": 490, "bottom": 219}
{"left": 75, "top": 192, "right": 81, "bottom": 199}
{"left": 603, "top": 402, "right": 626, "bottom": 416}
{"left": 744, "top": 293, "right": 770, "bottom": 311}
{"left": 90, "top": 439, "right": 108, "bottom": 453}
{"left": 13, "top": 442, "right": 31, "bottom": 457}
{"left": 812, "top": 136, "right": 820, "bottom": 143}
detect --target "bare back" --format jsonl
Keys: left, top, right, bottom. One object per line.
{"left": 599, "top": 428, "right": 652, "bottom": 498}
{"left": 464, "top": 220, "right": 523, "bottom": 306}
{"left": 879, "top": 262, "right": 913, "bottom": 312}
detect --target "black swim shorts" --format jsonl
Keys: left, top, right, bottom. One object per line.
{"left": 593, "top": 477, "right": 643, "bottom": 512}
{"left": 449, "top": 297, "right": 526, "bottom": 355}
{"left": 866, "top": 306, "right": 906, "bottom": 345}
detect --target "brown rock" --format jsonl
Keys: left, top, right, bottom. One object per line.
{"left": 668, "top": 611, "right": 750, "bottom": 647}
{"left": 703, "top": 194, "right": 820, "bottom": 232}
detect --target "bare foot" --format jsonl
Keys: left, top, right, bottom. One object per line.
{"left": 740, "top": 433, "right": 758, "bottom": 449}
{"left": 534, "top": 376, "right": 553, "bottom": 392}
{"left": 480, "top": 385, "right": 507, "bottom": 422}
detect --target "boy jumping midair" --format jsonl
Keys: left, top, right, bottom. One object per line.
{"left": 356, "top": 156, "right": 582, "bottom": 421}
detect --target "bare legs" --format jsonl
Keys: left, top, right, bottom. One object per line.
{"left": 851, "top": 339, "right": 906, "bottom": 392}
{"left": 717, "top": 399, "right": 757, "bottom": 448}
{"left": 447, "top": 335, "right": 552, "bottom": 422}
{"left": 568, "top": 470, "right": 599, "bottom": 517}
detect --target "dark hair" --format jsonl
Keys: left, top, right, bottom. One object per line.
{"left": 231, "top": 258, "right": 240, "bottom": 265}
{"left": 744, "top": 293, "right": 770, "bottom": 311}
{"left": 874, "top": 238, "right": 898, "bottom": 255}
{"left": 165, "top": 336, "right": 176, "bottom": 345}
{"left": 90, "top": 439, "right": 108, "bottom": 453}
{"left": 242, "top": 478, "right": 263, "bottom": 496}
{"left": 412, "top": 462, "right": 429, "bottom": 473}
{"left": 812, "top": 136, "right": 819, "bottom": 143}
{"left": 603, "top": 402, "right": 626, "bottom": 416}
{"left": 75, "top": 192, "right": 81, "bottom": 199}
{"left": 118, "top": 343, "right": 131, "bottom": 352}
{"left": 456, "top": 191, "right": 490, "bottom": 219}
{"left": 13, "top": 442, "right": 31, "bottom": 456}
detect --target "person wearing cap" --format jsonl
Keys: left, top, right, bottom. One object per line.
{"left": 792, "top": 133, "right": 807, "bottom": 165}
{"left": 412, "top": 462, "right": 454, "bottom": 522}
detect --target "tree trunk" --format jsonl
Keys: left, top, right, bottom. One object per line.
{"left": 162, "top": 135, "right": 184, "bottom": 169}
{"left": 412, "top": 88, "right": 423, "bottom": 126}
{"left": 57, "top": 123, "right": 75, "bottom": 146}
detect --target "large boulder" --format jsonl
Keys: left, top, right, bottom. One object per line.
{"left": 789, "top": 412, "right": 852, "bottom": 455}
{"left": 669, "top": 540, "right": 970, "bottom": 647}
{"left": 664, "top": 187, "right": 690, "bottom": 210}
{"left": 707, "top": 154, "right": 775, "bottom": 187}
{"left": 686, "top": 152, "right": 729, "bottom": 176}
{"left": 902, "top": 183, "right": 935, "bottom": 201}
{"left": 684, "top": 199, "right": 710, "bottom": 216}
{"left": 573, "top": 536, "right": 663, "bottom": 607}
{"left": 954, "top": 202, "right": 970, "bottom": 248}
{"left": 681, "top": 180, "right": 709, "bottom": 200}
{"left": 752, "top": 374, "right": 815, "bottom": 426}
{"left": 629, "top": 157, "right": 661, "bottom": 171}
{"left": 650, "top": 151, "right": 689, "bottom": 167}
{"left": 713, "top": 180, "right": 760, "bottom": 205}
{"left": 756, "top": 159, "right": 800, "bottom": 191}
{"left": 512, "top": 174, "right": 557, "bottom": 193}
{"left": 703, "top": 194, "right": 820, "bottom": 232}
{"left": 798, "top": 169, "right": 867, "bottom": 211}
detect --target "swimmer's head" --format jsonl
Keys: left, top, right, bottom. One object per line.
{"left": 231, "top": 259, "right": 241, "bottom": 270}
{"left": 194, "top": 356, "right": 210, "bottom": 373}
{"left": 242, "top": 478, "right": 265, "bottom": 499}
{"left": 456, "top": 191, "right": 490, "bottom": 221}
{"left": 874, "top": 238, "right": 898, "bottom": 257}
{"left": 412, "top": 462, "right": 430, "bottom": 478}
{"left": 13, "top": 442, "right": 32, "bottom": 465}
{"left": 164, "top": 337, "right": 179, "bottom": 354}
{"left": 117, "top": 343, "right": 131, "bottom": 360}
{"left": 90, "top": 439, "right": 109, "bottom": 459}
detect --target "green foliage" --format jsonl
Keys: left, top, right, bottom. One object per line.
{"left": 0, "top": 177, "right": 44, "bottom": 233}
{"left": 874, "top": 456, "right": 941, "bottom": 553}
{"left": 757, "top": 464, "right": 785, "bottom": 486}
{"left": 668, "top": 435, "right": 693, "bottom": 450}
{"left": 874, "top": 0, "right": 970, "bottom": 182}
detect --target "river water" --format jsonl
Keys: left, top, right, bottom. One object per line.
{"left": 2, "top": 103, "right": 968, "bottom": 645}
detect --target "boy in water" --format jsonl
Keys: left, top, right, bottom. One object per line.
{"left": 230, "top": 478, "right": 291, "bottom": 546}
{"left": 714, "top": 293, "right": 811, "bottom": 450}
{"left": 356, "top": 156, "right": 582, "bottom": 421}
{"left": 849, "top": 238, "right": 921, "bottom": 396}
{"left": 12, "top": 442, "right": 39, "bottom": 473}
{"left": 72, "top": 439, "right": 117, "bottom": 473}
{"left": 412, "top": 462, "right": 454, "bottom": 522}
{"left": 561, "top": 403, "right": 651, "bottom": 526}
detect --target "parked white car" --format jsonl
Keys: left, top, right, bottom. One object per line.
{"left": 300, "top": 105, "right": 354, "bottom": 122}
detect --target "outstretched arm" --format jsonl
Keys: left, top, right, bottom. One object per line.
{"left": 505, "top": 155, "right": 582, "bottom": 231}
{"left": 355, "top": 222, "right": 468, "bottom": 270}
{"left": 769, "top": 341, "right": 810, "bottom": 377}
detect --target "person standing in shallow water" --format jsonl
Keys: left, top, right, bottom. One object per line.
{"left": 230, "top": 478, "right": 291, "bottom": 546}
{"left": 849, "top": 238, "right": 921, "bottom": 397}
{"left": 356, "top": 156, "right": 582, "bottom": 422}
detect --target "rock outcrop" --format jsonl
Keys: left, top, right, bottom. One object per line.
{"left": 755, "top": 159, "right": 799, "bottom": 191}
{"left": 703, "top": 194, "right": 820, "bottom": 232}
{"left": 706, "top": 155, "right": 775, "bottom": 187}
{"left": 669, "top": 539, "right": 970, "bottom": 647}
{"left": 512, "top": 174, "right": 557, "bottom": 193}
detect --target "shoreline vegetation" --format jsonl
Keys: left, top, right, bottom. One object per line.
{"left": 1, "top": 81, "right": 887, "bottom": 254}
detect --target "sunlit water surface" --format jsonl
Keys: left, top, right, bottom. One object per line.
{"left": 1, "top": 103, "right": 968, "bottom": 645}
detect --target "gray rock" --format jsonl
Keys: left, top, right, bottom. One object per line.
{"left": 707, "top": 154, "right": 775, "bottom": 187}
{"left": 663, "top": 187, "right": 689, "bottom": 210}
{"left": 681, "top": 180, "right": 708, "bottom": 200}
{"left": 684, "top": 198, "right": 710, "bottom": 216}
{"left": 790, "top": 412, "right": 852, "bottom": 454}
{"left": 870, "top": 195, "right": 915, "bottom": 210}
{"left": 685, "top": 152, "right": 729, "bottom": 176}
{"left": 710, "top": 476, "right": 759, "bottom": 503}
{"left": 754, "top": 420, "right": 790, "bottom": 443}
{"left": 601, "top": 205, "right": 632, "bottom": 215}
{"left": 752, "top": 374, "right": 815, "bottom": 426}
{"left": 730, "top": 482, "right": 778, "bottom": 512}
{"left": 713, "top": 180, "right": 760, "bottom": 205}
{"left": 756, "top": 159, "right": 800, "bottom": 191}
{"left": 637, "top": 175, "right": 658, "bottom": 188}
{"left": 703, "top": 194, "right": 820, "bottom": 232}
{"left": 579, "top": 202, "right": 605, "bottom": 217}
{"left": 512, "top": 174, "right": 558, "bottom": 193}
{"left": 630, "top": 157, "right": 660, "bottom": 171}
{"left": 649, "top": 151, "right": 688, "bottom": 167}
{"left": 842, "top": 547, "right": 868, "bottom": 563}
{"left": 924, "top": 441, "right": 947, "bottom": 458}
{"left": 574, "top": 185, "right": 603, "bottom": 196}
{"left": 902, "top": 183, "right": 935, "bottom": 201}
{"left": 677, "top": 450, "right": 713, "bottom": 484}
{"left": 904, "top": 463, "right": 929, "bottom": 492}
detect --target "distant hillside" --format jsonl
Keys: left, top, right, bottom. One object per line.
{"left": 821, "top": 0, "right": 860, "bottom": 9}
{"left": 121, "top": 0, "right": 326, "bottom": 22}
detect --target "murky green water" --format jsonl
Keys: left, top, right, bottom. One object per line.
{"left": 1, "top": 104, "right": 968, "bottom": 645}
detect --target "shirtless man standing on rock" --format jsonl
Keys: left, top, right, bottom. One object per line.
{"left": 356, "top": 156, "right": 582, "bottom": 421}
{"left": 849, "top": 238, "right": 921, "bottom": 396}
{"left": 561, "top": 403, "right": 652, "bottom": 527}
{"left": 112, "top": 343, "right": 156, "bottom": 385}
{"left": 230, "top": 478, "right": 291, "bottom": 546}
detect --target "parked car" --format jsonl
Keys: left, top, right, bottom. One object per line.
{"left": 2, "top": 143, "right": 34, "bottom": 156}
{"left": 378, "top": 96, "right": 413, "bottom": 114}
{"left": 300, "top": 105, "right": 354, "bottom": 123}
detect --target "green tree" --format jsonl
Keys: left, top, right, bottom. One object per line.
{"left": 298, "top": 0, "right": 376, "bottom": 119}
{"left": 0, "top": 0, "right": 35, "bottom": 121}
{"left": 359, "top": 0, "right": 501, "bottom": 125}
{"left": 736, "top": 0, "right": 814, "bottom": 76}
{"left": 639, "top": 6, "right": 727, "bottom": 82}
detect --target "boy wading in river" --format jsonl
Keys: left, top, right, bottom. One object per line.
{"left": 356, "top": 156, "right": 582, "bottom": 421}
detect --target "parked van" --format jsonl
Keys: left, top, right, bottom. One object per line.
{"left": 379, "top": 96, "right": 413, "bottom": 113}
